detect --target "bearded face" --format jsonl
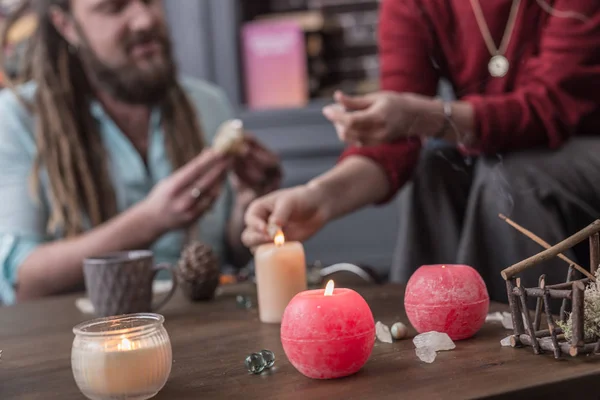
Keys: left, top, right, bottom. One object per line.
{"left": 58, "top": 0, "right": 177, "bottom": 104}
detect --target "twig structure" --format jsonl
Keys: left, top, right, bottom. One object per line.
{"left": 500, "top": 218, "right": 600, "bottom": 358}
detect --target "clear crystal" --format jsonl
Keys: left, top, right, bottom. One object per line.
{"left": 500, "top": 336, "right": 512, "bottom": 347}
{"left": 413, "top": 331, "right": 456, "bottom": 352}
{"left": 487, "top": 311, "right": 514, "bottom": 330}
{"left": 485, "top": 312, "right": 503, "bottom": 322}
{"left": 416, "top": 347, "right": 437, "bottom": 363}
{"left": 260, "top": 350, "right": 275, "bottom": 368}
{"left": 236, "top": 295, "right": 252, "bottom": 309}
{"left": 245, "top": 353, "right": 266, "bottom": 374}
{"left": 501, "top": 312, "right": 513, "bottom": 330}
{"left": 375, "top": 321, "right": 393, "bottom": 343}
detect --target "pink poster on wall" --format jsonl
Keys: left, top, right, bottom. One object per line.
{"left": 241, "top": 20, "right": 309, "bottom": 110}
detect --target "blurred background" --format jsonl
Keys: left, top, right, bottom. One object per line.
{"left": 0, "top": 0, "right": 454, "bottom": 278}
{"left": 193, "top": 0, "right": 403, "bottom": 278}
{"left": 164, "top": 0, "right": 401, "bottom": 278}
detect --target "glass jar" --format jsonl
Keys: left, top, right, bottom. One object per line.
{"left": 72, "top": 313, "right": 172, "bottom": 400}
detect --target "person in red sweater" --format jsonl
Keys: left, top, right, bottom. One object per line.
{"left": 243, "top": 0, "right": 600, "bottom": 301}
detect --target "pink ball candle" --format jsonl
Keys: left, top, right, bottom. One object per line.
{"left": 404, "top": 264, "right": 489, "bottom": 340}
{"left": 281, "top": 281, "right": 375, "bottom": 379}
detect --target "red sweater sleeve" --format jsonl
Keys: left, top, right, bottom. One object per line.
{"left": 464, "top": 1, "right": 600, "bottom": 153}
{"left": 338, "top": 0, "right": 437, "bottom": 202}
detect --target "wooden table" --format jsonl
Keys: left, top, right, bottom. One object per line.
{"left": 1, "top": 284, "right": 599, "bottom": 400}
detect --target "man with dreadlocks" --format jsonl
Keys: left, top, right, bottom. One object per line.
{"left": 0, "top": 0, "right": 281, "bottom": 304}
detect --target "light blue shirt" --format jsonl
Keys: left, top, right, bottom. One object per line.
{"left": 0, "top": 77, "right": 235, "bottom": 305}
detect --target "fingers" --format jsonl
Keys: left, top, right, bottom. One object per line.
{"left": 269, "top": 195, "right": 294, "bottom": 227}
{"left": 323, "top": 105, "right": 376, "bottom": 129}
{"left": 180, "top": 159, "right": 230, "bottom": 211}
{"left": 244, "top": 199, "right": 271, "bottom": 233}
{"left": 242, "top": 189, "right": 294, "bottom": 230}
{"left": 170, "top": 149, "right": 229, "bottom": 192}
{"left": 241, "top": 228, "right": 271, "bottom": 250}
{"left": 242, "top": 198, "right": 274, "bottom": 248}
{"left": 334, "top": 90, "right": 373, "bottom": 111}
{"left": 324, "top": 106, "right": 382, "bottom": 145}
{"left": 187, "top": 182, "right": 222, "bottom": 218}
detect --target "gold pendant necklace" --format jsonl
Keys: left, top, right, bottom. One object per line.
{"left": 470, "top": 0, "right": 521, "bottom": 78}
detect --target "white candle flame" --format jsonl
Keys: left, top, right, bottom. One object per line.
{"left": 274, "top": 229, "right": 285, "bottom": 247}
{"left": 324, "top": 280, "right": 335, "bottom": 296}
{"left": 117, "top": 337, "right": 133, "bottom": 351}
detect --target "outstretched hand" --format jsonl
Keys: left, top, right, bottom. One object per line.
{"left": 242, "top": 185, "right": 329, "bottom": 251}
{"left": 322, "top": 90, "right": 426, "bottom": 146}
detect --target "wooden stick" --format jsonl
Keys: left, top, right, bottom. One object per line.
{"left": 541, "top": 277, "right": 561, "bottom": 358}
{"left": 570, "top": 281, "right": 585, "bottom": 356}
{"left": 590, "top": 233, "right": 599, "bottom": 275}
{"left": 549, "top": 276, "right": 588, "bottom": 290}
{"left": 516, "top": 284, "right": 541, "bottom": 355}
{"left": 506, "top": 279, "right": 525, "bottom": 335}
{"left": 533, "top": 275, "right": 545, "bottom": 331}
{"left": 501, "top": 219, "right": 600, "bottom": 280}
{"left": 519, "top": 335, "right": 598, "bottom": 356}
{"left": 509, "top": 335, "right": 521, "bottom": 348}
{"left": 560, "top": 266, "right": 575, "bottom": 323}
{"left": 499, "top": 214, "right": 596, "bottom": 281}
{"left": 534, "top": 328, "right": 564, "bottom": 338}
{"left": 512, "top": 287, "right": 572, "bottom": 299}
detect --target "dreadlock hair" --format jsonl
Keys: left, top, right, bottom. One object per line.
{"left": 0, "top": 0, "right": 205, "bottom": 237}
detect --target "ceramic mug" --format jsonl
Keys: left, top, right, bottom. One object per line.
{"left": 83, "top": 250, "right": 178, "bottom": 317}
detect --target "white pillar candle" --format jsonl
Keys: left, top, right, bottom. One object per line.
{"left": 254, "top": 231, "right": 307, "bottom": 323}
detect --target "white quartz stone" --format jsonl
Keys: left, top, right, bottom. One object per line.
{"left": 376, "top": 321, "right": 393, "bottom": 343}
{"left": 416, "top": 347, "right": 437, "bottom": 363}
{"left": 413, "top": 331, "right": 456, "bottom": 352}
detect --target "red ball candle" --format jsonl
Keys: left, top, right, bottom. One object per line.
{"left": 281, "top": 281, "right": 375, "bottom": 379}
{"left": 404, "top": 264, "right": 489, "bottom": 340}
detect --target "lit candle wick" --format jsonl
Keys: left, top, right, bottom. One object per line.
{"left": 117, "top": 337, "right": 133, "bottom": 351}
{"left": 324, "top": 280, "right": 335, "bottom": 296}
{"left": 274, "top": 229, "right": 285, "bottom": 247}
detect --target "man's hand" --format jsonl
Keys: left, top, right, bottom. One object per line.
{"left": 140, "top": 149, "right": 231, "bottom": 234}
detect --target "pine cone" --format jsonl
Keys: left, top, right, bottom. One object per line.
{"left": 177, "top": 241, "right": 220, "bottom": 301}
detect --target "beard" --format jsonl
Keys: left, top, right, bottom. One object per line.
{"left": 75, "top": 26, "right": 177, "bottom": 105}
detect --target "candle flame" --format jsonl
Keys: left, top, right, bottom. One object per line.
{"left": 117, "top": 337, "right": 133, "bottom": 351}
{"left": 274, "top": 229, "right": 285, "bottom": 247}
{"left": 324, "top": 280, "right": 335, "bottom": 296}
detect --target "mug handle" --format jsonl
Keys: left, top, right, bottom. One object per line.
{"left": 151, "top": 263, "right": 178, "bottom": 312}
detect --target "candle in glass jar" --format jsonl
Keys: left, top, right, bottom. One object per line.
{"left": 254, "top": 230, "right": 307, "bottom": 323}
{"left": 72, "top": 313, "right": 172, "bottom": 400}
